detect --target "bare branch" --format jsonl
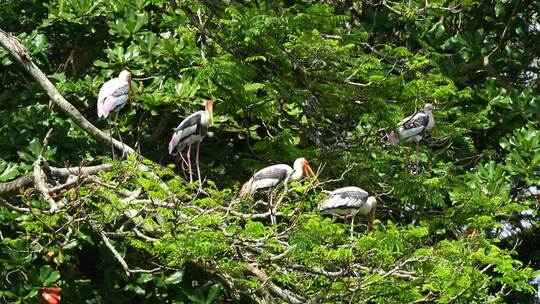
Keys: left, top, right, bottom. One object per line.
{"left": 95, "top": 222, "right": 160, "bottom": 276}
{"left": 246, "top": 263, "right": 305, "bottom": 304}
{"left": 0, "top": 175, "right": 34, "bottom": 195}
{"left": 0, "top": 197, "right": 30, "bottom": 213}
{"left": 50, "top": 164, "right": 114, "bottom": 178}
{"left": 33, "top": 129, "right": 58, "bottom": 211}
{"left": 218, "top": 206, "right": 283, "bottom": 219}
{"left": 191, "top": 260, "right": 242, "bottom": 301}
{"left": 0, "top": 163, "right": 115, "bottom": 195}
{"left": 317, "top": 162, "right": 356, "bottom": 186}
{"left": 97, "top": 227, "right": 131, "bottom": 276}
{"left": 33, "top": 163, "right": 58, "bottom": 211}
{"left": 48, "top": 175, "right": 88, "bottom": 193}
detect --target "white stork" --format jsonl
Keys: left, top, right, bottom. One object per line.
{"left": 318, "top": 186, "right": 377, "bottom": 238}
{"left": 239, "top": 158, "right": 315, "bottom": 225}
{"left": 168, "top": 100, "right": 214, "bottom": 186}
{"left": 387, "top": 103, "right": 435, "bottom": 173}
{"left": 97, "top": 70, "right": 132, "bottom": 159}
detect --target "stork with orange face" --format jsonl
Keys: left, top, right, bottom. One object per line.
{"left": 238, "top": 158, "right": 315, "bottom": 224}
{"left": 239, "top": 158, "right": 315, "bottom": 200}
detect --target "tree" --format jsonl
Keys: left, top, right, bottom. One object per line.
{"left": 0, "top": 0, "right": 538, "bottom": 303}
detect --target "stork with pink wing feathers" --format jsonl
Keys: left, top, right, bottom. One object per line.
{"left": 97, "top": 70, "right": 132, "bottom": 159}
{"left": 168, "top": 100, "right": 214, "bottom": 188}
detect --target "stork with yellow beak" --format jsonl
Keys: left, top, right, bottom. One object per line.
{"left": 168, "top": 100, "right": 214, "bottom": 185}
{"left": 239, "top": 157, "right": 315, "bottom": 225}
{"left": 319, "top": 186, "right": 377, "bottom": 238}
{"left": 239, "top": 158, "right": 315, "bottom": 200}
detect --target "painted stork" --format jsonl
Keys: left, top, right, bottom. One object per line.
{"left": 318, "top": 186, "right": 377, "bottom": 238}
{"left": 387, "top": 103, "right": 435, "bottom": 173}
{"left": 239, "top": 158, "right": 315, "bottom": 225}
{"left": 97, "top": 70, "right": 132, "bottom": 159}
{"left": 168, "top": 100, "right": 214, "bottom": 186}
{"left": 239, "top": 158, "right": 315, "bottom": 200}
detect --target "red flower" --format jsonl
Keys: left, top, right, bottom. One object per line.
{"left": 41, "top": 286, "right": 61, "bottom": 304}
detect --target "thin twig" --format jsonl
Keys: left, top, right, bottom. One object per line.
{"left": 95, "top": 223, "right": 131, "bottom": 276}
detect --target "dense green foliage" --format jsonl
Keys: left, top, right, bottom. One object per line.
{"left": 1, "top": 0, "right": 539, "bottom": 303}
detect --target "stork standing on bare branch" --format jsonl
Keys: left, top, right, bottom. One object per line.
{"left": 97, "top": 70, "right": 132, "bottom": 160}
{"left": 318, "top": 186, "right": 377, "bottom": 238}
{"left": 168, "top": 100, "right": 214, "bottom": 187}
{"left": 387, "top": 103, "right": 436, "bottom": 173}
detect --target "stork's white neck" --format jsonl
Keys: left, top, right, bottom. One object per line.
{"left": 290, "top": 159, "right": 305, "bottom": 182}
{"left": 424, "top": 110, "right": 435, "bottom": 130}
{"left": 199, "top": 110, "right": 211, "bottom": 126}
{"left": 366, "top": 196, "right": 377, "bottom": 210}
{"left": 119, "top": 70, "right": 131, "bottom": 82}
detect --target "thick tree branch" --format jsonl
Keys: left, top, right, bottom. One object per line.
{"left": 0, "top": 164, "right": 114, "bottom": 195}
{"left": 0, "top": 175, "right": 34, "bottom": 194}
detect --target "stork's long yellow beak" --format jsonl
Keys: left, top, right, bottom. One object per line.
{"left": 304, "top": 161, "right": 315, "bottom": 177}
{"left": 368, "top": 204, "right": 377, "bottom": 233}
{"left": 207, "top": 100, "right": 214, "bottom": 125}
{"left": 128, "top": 75, "right": 135, "bottom": 104}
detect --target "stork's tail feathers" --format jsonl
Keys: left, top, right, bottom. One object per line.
{"left": 168, "top": 134, "right": 180, "bottom": 155}
{"left": 97, "top": 102, "right": 106, "bottom": 120}
{"left": 317, "top": 199, "right": 326, "bottom": 213}
{"left": 238, "top": 180, "right": 254, "bottom": 201}
{"left": 387, "top": 131, "right": 399, "bottom": 145}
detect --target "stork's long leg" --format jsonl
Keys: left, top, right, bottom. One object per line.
{"left": 269, "top": 190, "right": 276, "bottom": 226}
{"left": 114, "top": 111, "right": 125, "bottom": 158}
{"left": 175, "top": 151, "right": 188, "bottom": 180}
{"left": 179, "top": 151, "right": 189, "bottom": 172}
{"left": 350, "top": 214, "right": 355, "bottom": 240}
{"left": 107, "top": 119, "right": 115, "bottom": 161}
{"left": 195, "top": 141, "right": 202, "bottom": 189}
{"left": 403, "top": 146, "right": 410, "bottom": 173}
{"left": 415, "top": 140, "right": 421, "bottom": 174}
{"left": 186, "top": 142, "right": 193, "bottom": 183}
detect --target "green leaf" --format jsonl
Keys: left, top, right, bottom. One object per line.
{"left": 165, "top": 271, "right": 184, "bottom": 285}
{"left": 206, "top": 283, "right": 222, "bottom": 304}
{"left": 39, "top": 265, "right": 60, "bottom": 286}
{"left": 244, "top": 221, "right": 267, "bottom": 237}
{"left": 0, "top": 162, "right": 19, "bottom": 182}
{"left": 26, "top": 289, "right": 39, "bottom": 299}
{"left": 495, "top": 3, "right": 505, "bottom": 18}
{"left": 137, "top": 273, "right": 154, "bottom": 284}
{"left": 28, "top": 138, "right": 42, "bottom": 157}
